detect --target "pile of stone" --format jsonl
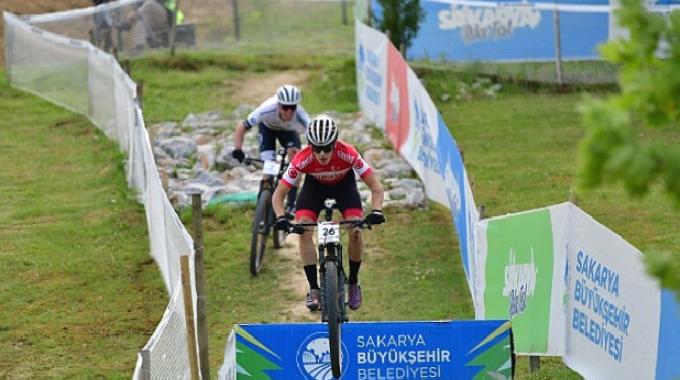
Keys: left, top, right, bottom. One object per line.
{"left": 149, "top": 107, "right": 427, "bottom": 210}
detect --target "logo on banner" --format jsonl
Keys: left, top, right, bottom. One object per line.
{"left": 484, "top": 209, "right": 553, "bottom": 353}
{"left": 358, "top": 43, "right": 383, "bottom": 106}
{"left": 296, "top": 332, "right": 349, "bottom": 380}
{"left": 503, "top": 248, "right": 538, "bottom": 318}
{"left": 438, "top": 4, "right": 542, "bottom": 44}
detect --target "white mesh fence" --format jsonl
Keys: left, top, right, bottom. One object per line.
{"left": 138, "top": 282, "right": 196, "bottom": 380}
{"left": 22, "top": 0, "right": 357, "bottom": 57}
{"left": 3, "top": 10, "right": 199, "bottom": 379}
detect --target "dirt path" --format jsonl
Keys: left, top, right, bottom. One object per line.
{"left": 226, "top": 70, "right": 311, "bottom": 106}
{"left": 276, "top": 234, "right": 318, "bottom": 323}
{"left": 233, "top": 69, "right": 319, "bottom": 322}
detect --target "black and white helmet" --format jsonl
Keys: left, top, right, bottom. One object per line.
{"left": 307, "top": 114, "right": 338, "bottom": 146}
{"left": 276, "top": 84, "right": 301, "bottom": 105}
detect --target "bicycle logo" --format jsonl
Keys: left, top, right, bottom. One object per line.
{"left": 296, "top": 332, "right": 349, "bottom": 380}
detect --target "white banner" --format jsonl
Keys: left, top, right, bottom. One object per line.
{"left": 355, "top": 20, "right": 387, "bottom": 128}
{"left": 402, "top": 68, "right": 449, "bottom": 206}
{"left": 564, "top": 204, "right": 661, "bottom": 379}
{"left": 474, "top": 203, "right": 569, "bottom": 355}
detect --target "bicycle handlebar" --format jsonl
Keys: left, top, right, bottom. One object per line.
{"left": 287, "top": 218, "right": 374, "bottom": 235}
{"left": 243, "top": 157, "right": 264, "bottom": 165}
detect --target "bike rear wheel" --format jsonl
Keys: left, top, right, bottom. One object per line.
{"left": 250, "top": 189, "right": 271, "bottom": 275}
{"left": 324, "top": 259, "right": 342, "bottom": 378}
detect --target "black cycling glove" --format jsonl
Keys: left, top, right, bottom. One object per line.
{"left": 366, "top": 209, "right": 385, "bottom": 225}
{"left": 231, "top": 148, "right": 245, "bottom": 163}
{"left": 274, "top": 215, "right": 291, "bottom": 231}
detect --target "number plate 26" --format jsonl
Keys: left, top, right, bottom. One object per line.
{"left": 318, "top": 222, "right": 340, "bottom": 244}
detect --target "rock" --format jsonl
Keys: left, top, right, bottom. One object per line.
{"left": 376, "top": 160, "right": 413, "bottom": 178}
{"left": 194, "top": 144, "right": 216, "bottom": 171}
{"left": 182, "top": 111, "right": 230, "bottom": 130}
{"left": 191, "top": 170, "right": 225, "bottom": 187}
{"left": 159, "top": 137, "right": 197, "bottom": 159}
{"left": 152, "top": 109, "right": 429, "bottom": 211}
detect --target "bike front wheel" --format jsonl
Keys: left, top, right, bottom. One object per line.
{"left": 324, "top": 259, "right": 342, "bottom": 378}
{"left": 272, "top": 198, "right": 289, "bottom": 249}
{"left": 250, "top": 189, "right": 271, "bottom": 275}
{"left": 272, "top": 222, "right": 286, "bottom": 249}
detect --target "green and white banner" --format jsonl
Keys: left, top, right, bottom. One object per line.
{"left": 474, "top": 203, "right": 568, "bottom": 355}
{"left": 474, "top": 202, "right": 680, "bottom": 379}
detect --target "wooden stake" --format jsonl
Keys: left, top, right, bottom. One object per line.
{"left": 180, "top": 255, "right": 200, "bottom": 380}
{"left": 192, "top": 192, "right": 210, "bottom": 380}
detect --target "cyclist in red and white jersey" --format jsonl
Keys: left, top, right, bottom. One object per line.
{"left": 272, "top": 115, "right": 385, "bottom": 311}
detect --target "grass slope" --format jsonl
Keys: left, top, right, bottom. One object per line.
{"left": 0, "top": 75, "right": 165, "bottom": 378}
{"left": 3, "top": 52, "right": 678, "bottom": 379}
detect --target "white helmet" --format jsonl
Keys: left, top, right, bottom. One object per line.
{"left": 307, "top": 114, "right": 338, "bottom": 146}
{"left": 276, "top": 84, "right": 301, "bottom": 105}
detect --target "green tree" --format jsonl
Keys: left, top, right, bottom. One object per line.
{"left": 373, "top": 0, "right": 426, "bottom": 55}
{"left": 577, "top": 0, "right": 680, "bottom": 293}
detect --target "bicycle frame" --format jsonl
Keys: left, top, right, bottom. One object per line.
{"left": 290, "top": 199, "right": 370, "bottom": 378}
{"left": 246, "top": 147, "right": 289, "bottom": 199}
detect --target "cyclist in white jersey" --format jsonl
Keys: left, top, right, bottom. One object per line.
{"left": 231, "top": 84, "right": 310, "bottom": 213}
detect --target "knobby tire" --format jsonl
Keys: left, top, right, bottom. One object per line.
{"left": 272, "top": 197, "right": 288, "bottom": 249}
{"left": 250, "top": 189, "right": 271, "bottom": 275}
{"left": 272, "top": 220, "right": 285, "bottom": 249}
{"left": 324, "top": 259, "right": 342, "bottom": 378}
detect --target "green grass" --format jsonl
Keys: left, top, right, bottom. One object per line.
{"left": 4, "top": 52, "right": 679, "bottom": 379}
{"left": 0, "top": 75, "right": 166, "bottom": 378}
{"left": 128, "top": 51, "right": 358, "bottom": 124}
{"left": 186, "top": 0, "right": 356, "bottom": 56}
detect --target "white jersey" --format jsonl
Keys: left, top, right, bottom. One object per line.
{"left": 244, "top": 96, "right": 310, "bottom": 133}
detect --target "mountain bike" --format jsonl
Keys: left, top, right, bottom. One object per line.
{"left": 289, "top": 199, "right": 373, "bottom": 379}
{"left": 243, "top": 148, "right": 290, "bottom": 276}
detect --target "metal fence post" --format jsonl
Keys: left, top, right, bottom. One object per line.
{"left": 191, "top": 192, "right": 210, "bottom": 380}
{"left": 5, "top": 20, "right": 13, "bottom": 83}
{"left": 366, "top": 0, "right": 373, "bottom": 26}
{"left": 232, "top": 0, "right": 241, "bottom": 41}
{"left": 136, "top": 80, "right": 144, "bottom": 110}
{"left": 530, "top": 355, "right": 541, "bottom": 373}
{"left": 553, "top": 8, "right": 564, "bottom": 86}
{"left": 169, "top": 0, "right": 181, "bottom": 55}
{"left": 341, "top": 0, "right": 348, "bottom": 25}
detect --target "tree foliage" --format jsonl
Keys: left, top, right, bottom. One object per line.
{"left": 578, "top": 0, "right": 680, "bottom": 292}
{"left": 373, "top": 0, "right": 425, "bottom": 55}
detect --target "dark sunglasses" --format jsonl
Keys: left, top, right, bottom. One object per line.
{"left": 280, "top": 104, "right": 297, "bottom": 111}
{"left": 312, "top": 143, "right": 334, "bottom": 153}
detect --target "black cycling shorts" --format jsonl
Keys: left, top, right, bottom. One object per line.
{"left": 258, "top": 123, "right": 301, "bottom": 154}
{"left": 295, "top": 170, "right": 363, "bottom": 221}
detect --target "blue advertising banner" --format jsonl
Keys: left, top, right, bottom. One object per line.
{"left": 435, "top": 113, "right": 474, "bottom": 284}
{"left": 230, "top": 320, "right": 512, "bottom": 380}
{"left": 656, "top": 290, "right": 680, "bottom": 380}
{"left": 372, "top": 0, "right": 609, "bottom": 61}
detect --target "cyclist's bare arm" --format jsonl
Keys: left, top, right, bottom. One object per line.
{"left": 362, "top": 172, "right": 384, "bottom": 210}
{"left": 233, "top": 121, "right": 248, "bottom": 150}
{"left": 272, "top": 182, "right": 291, "bottom": 217}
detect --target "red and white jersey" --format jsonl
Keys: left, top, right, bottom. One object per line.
{"left": 280, "top": 140, "right": 373, "bottom": 188}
